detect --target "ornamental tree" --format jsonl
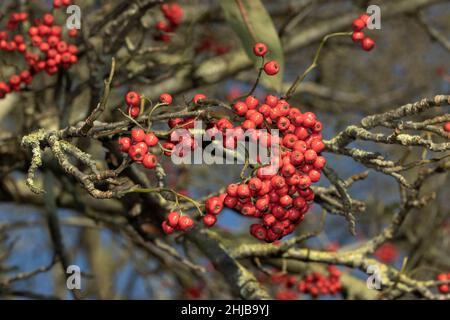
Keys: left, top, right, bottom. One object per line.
{"left": 0, "top": 0, "right": 449, "bottom": 300}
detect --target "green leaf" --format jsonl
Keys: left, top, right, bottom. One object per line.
{"left": 219, "top": 0, "right": 284, "bottom": 92}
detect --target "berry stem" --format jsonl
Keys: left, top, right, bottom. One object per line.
{"left": 117, "top": 107, "right": 145, "bottom": 130}
{"left": 284, "top": 32, "right": 352, "bottom": 100}
{"left": 236, "top": 56, "right": 265, "bottom": 102}
{"left": 146, "top": 102, "right": 165, "bottom": 130}
{"left": 129, "top": 187, "right": 204, "bottom": 217}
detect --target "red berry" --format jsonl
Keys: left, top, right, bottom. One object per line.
{"left": 29, "top": 26, "right": 39, "bottom": 36}
{"left": 271, "top": 175, "right": 286, "bottom": 189}
{"left": 248, "top": 177, "right": 262, "bottom": 191}
{"left": 253, "top": 42, "right": 268, "bottom": 57}
{"left": 144, "top": 132, "right": 159, "bottom": 147}
{"left": 308, "top": 169, "right": 321, "bottom": 182}
{"left": 264, "top": 60, "right": 279, "bottom": 76}
{"left": 313, "top": 156, "right": 326, "bottom": 170}
{"left": 43, "top": 14, "right": 54, "bottom": 26}
{"left": 352, "top": 31, "right": 365, "bottom": 42}
{"left": 249, "top": 112, "right": 264, "bottom": 126}
{"left": 233, "top": 101, "right": 248, "bottom": 116}
{"left": 9, "top": 75, "right": 21, "bottom": 86}
{"left": 226, "top": 184, "right": 239, "bottom": 197}
{"left": 128, "top": 145, "right": 146, "bottom": 162}
{"left": 162, "top": 142, "right": 174, "bottom": 156}
{"left": 178, "top": 216, "right": 194, "bottom": 231}
{"left": 142, "top": 154, "right": 157, "bottom": 169}
{"left": 131, "top": 128, "right": 146, "bottom": 142}
{"left": 304, "top": 149, "right": 317, "bottom": 163}
{"left": 279, "top": 195, "right": 293, "bottom": 207}
{"left": 250, "top": 224, "right": 267, "bottom": 241}
{"left": 155, "top": 20, "right": 170, "bottom": 32}
{"left": 167, "top": 212, "right": 180, "bottom": 228}
{"left": 245, "top": 95, "right": 259, "bottom": 109}
{"left": 128, "top": 106, "right": 140, "bottom": 118}
{"left": 193, "top": 94, "right": 206, "bottom": 104}
{"left": 237, "top": 184, "right": 251, "bottom": 198}
{"left": 298, "top": 175, "right": 311, "bottom": 189}
{"left": 438, "top": 284, "right": 449, "bottom": 294}
{"left": 443, "top": 122, "right": 450, "bottom": 132}
{"left": 224, "top": 195, "right": 238, "bottom": 208}
{"left": 310, "top": 139, "right": 325, "bottom": 153}
{"left": 126, "top": 91, "right": 141, "bottom": 107}
{"left": 162, "top": 221, "right": 174, "bottom": 234}
{"left": 255, "top": 198, "right": 270, "bottom": 212}
{"left": 281, "top": 163, "right": 296, "bottom": 177}
{"left": 262, "top": 214, "right": 276, "bottom": 227}
{"left": 277, "top": 117, "right": 291, "bottom": 131}
{"left": 205, "top": 196, "right": 223, "bottom": 215}
{"left": 159, "top": 93, "right": 173, "bottom": 104}
{"left": 203, "top": 214, "right": 217, "bottom": 227}
{"left": 68, "top": 28, "right": 78, "bottom": 38}
{"left": 362, "top": 37, "right": 375, "bottom": 51}
{"left": 242, "top": 119, "right": 256, "bottom": 130}
{"left": 265, "top": 95, "right": 278, "bottom": 108}
{"left": 39, "top": 42, "right": 50, "bottom": 52}
{"left": 352, "top": 18, "right": 365, "bottom": 31}
{"left": 241, "top": 203, "right": 256, "bottom": 216}
{"left": 118, "top": 137, "right": 132, "bottom": 152}
{"left": 359, "top": 14, "right": 370, "bottom": 25}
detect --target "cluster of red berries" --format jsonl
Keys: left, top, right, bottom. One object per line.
{"left": 351, "top": 14, "right": 375, "bottom": 51}
{"left": 120, "top": 90, "right": 324, "bottom": 239}
{"left": 161, "top": 212, "right": 194, "bottom": 235}
{"left": 444, "top": 122, "right": 450, "bottom": 133}
{"left": 124, "top": 91, "right": 142, "bottom": 118}
{"left": 200, "top": 95, "right": 325, "bottom": 242}
{"left": 253, "top": 42, "right": 280, "bottom": 76}
{"left": 202, "top": 194, "right": 227, "bottom": 228}
{"left": 120, "top": 91, "right": 206, "bottom": 169}
{"left": 374, "top": 242, "right": 398, "bottom": 264}
{"left": 0, "top": 2, "right": 78, "bottom": 99}
{"left": 436, "top": 273, "right": 450, "bottom": 294}
{"left": 267, "top": 266, "right": 342, "bottom": 300}
{"left": 297, "top": 266, "right": 342, "bottom": 297}
{"left": 160, "top": 93, "right": 207, "bottom": 157}
{"left": 118, "top": 127, "right": 159, "bottom": 169}
{"left": 154, "top": 3, "right": 184, "bottom": 42}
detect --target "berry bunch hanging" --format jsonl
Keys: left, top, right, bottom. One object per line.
{"left": 119, "top": 91, "right": 204, "bottom": 167}
{"left": 125, "top": 91, "right": 142, "bottom": 118}
{"left": 161, "top": 212, "right": 194, "bottom": 235}
{"left": 202, "top": 93, "right": 326, "bottom": 243}
{"left": 252, "top": 42, "right": 280, "bottom": 76}
{"left": 0, "top": 1, "right": 78, "bottom": 99}
{"left": 154, "top": 3, "right": 184, "bottom": 42}
{"left": 118, "top": 127, "right": 159, "bottom": 169}
{"left": 351, "top": 14, "right": 375, "bottom": 51}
